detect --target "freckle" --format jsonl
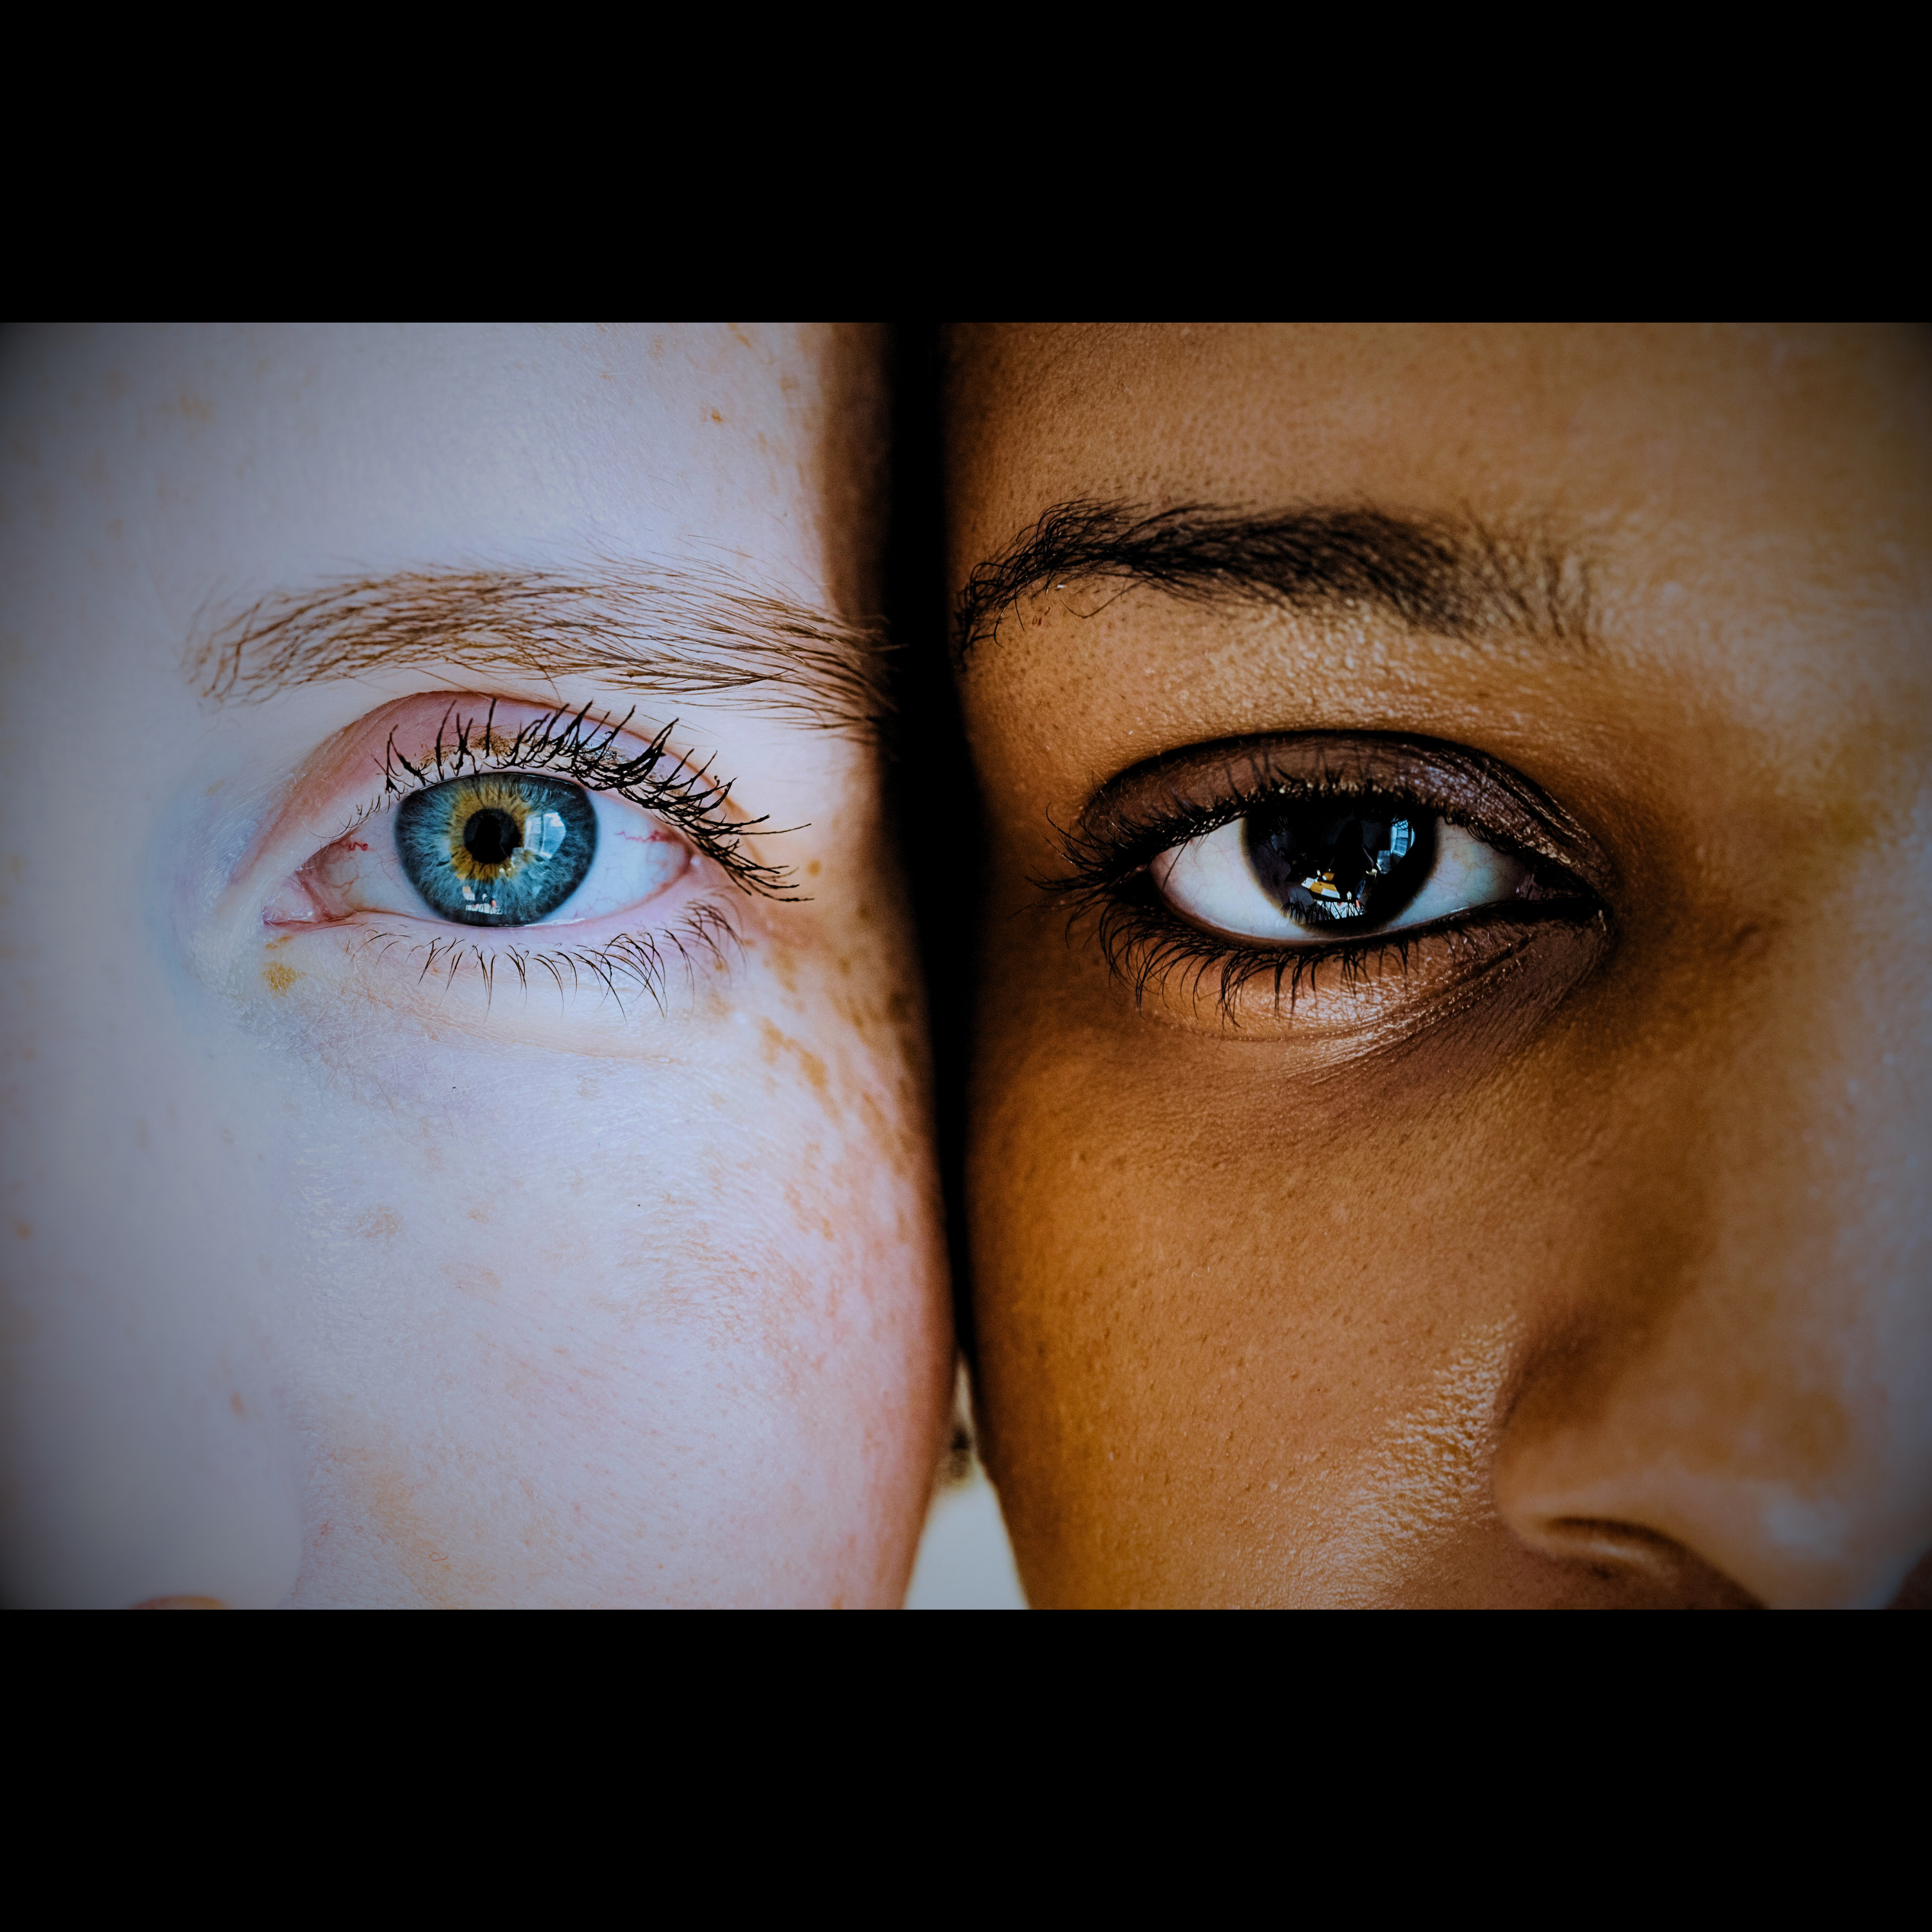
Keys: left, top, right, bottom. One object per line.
{"left": 710, "top": 408, "right": 724, "bottom": 422}
{"left": 12, "top": 1220, "right": 30, "bottom": 1238}
{"left": 468, "top": 1204, "right": 491, "bottom": 1224}
{"left": 806, "top": 860, "right": 822, "bottom": 876}
{"left": 230, "top": 1391, "right": 246, "bottom": 1417}
{"left": 204, "top": 780, "right": 225, "bottom": 796}
{"left": 263, "top": 961, "right": 301, "bottom": 994}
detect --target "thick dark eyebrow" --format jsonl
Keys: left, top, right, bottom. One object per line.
{"left": 189, "top": 561, "right": 889, "bottom": 735}
{"left": 954, "top": 500, "right": 1591, "bottom": 664}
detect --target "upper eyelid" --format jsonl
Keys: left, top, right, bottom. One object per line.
{"left": 313, "top": 703, "right": 711, "bottom": 844}
{"left": 238, "top": 694, "right": 788, "bottom": 911}
{"left": 1068, "top": 732, "right": 1606, "bottom": 887}
{"left": 366, "top": 701, "right": 799, "bottom": 901}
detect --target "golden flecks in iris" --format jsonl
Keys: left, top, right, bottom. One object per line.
{"left": 444, "top": 778, "right": 533, "bottom": 882}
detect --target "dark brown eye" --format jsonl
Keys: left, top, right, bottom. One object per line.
{"left": 1152, "top": 806, "right": 1537, "bottom": 945}
{"left": 1243, "top": 805, "right": 1434, "bottom": 927}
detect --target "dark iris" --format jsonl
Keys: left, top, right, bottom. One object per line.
{"left": 395, "top": 775, "right": 596, "bottom": 925}
{"left": 1242, "top": 802, "right": 1432, "bottom": 925}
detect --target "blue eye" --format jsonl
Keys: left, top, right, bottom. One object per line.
{"left": 395, "top": 774, "right": 596, "bottom": 925}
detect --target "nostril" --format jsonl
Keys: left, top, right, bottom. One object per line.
{"left": 1544, "top": 1519, "right": 1763, "bottom": 1609}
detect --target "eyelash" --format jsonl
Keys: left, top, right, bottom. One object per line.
{"left": 1045, "top": 759, "right": 1599, "bottom": 1018}
{"left": 346, "top": 902, "right": 744, "bottom": 1019}
{"left": 303, "top": 700, "right": 785, "bottom": 1016}
{"left": 370, "top": 697, "right": 799, "bottom": 900}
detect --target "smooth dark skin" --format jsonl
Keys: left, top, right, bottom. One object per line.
{"left": 949, "top": 325, "right": 1931, "bottom": 1607}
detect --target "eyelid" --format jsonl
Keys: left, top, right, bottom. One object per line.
{"left": 243, "top": 692, "right": 797, "bottom": 920}
{"left": 1068, "top": 732, "right": 1611, "bottom": 895}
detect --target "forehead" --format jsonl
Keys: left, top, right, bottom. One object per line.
{"left": 946, "top": 328, "right": 1932, "bottom": 810}
{"left": 947, "top": 323, "right": 1928, "bottom": 567}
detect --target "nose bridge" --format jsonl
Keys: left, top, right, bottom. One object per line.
{"left": 1495, "top": 918, "right": 1932, "bottom": 1608}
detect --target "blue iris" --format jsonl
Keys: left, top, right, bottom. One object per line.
{"left": 395, "top": 775, "right": 596, "bottom": 925}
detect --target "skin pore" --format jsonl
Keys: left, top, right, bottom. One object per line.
{"left": 948, "top": 325, "right": 1931, "bottom": 1608}
{"left": 0, "top": 324, "right": 951, "bottom": 1607}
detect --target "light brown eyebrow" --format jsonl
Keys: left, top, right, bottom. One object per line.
{"left": 189, "top": 561, "right": 889, "bottom": 735}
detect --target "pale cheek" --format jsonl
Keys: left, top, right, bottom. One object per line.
{"left": 277, "top": 1032, "right": 936, "bottom": 1605}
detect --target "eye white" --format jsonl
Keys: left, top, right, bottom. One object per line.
{"left": 544, "top": 791, "right": 692, "bottom": 923}
{"left": 298, "top": 786, "right": 693, "bottom": 926}
{"left": 1150, "top": 815, "right": 1527, "bottom": 942}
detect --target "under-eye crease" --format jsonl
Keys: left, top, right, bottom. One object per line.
{"left": 1045, "top": 733, "right": 1609, "bottom": 1022}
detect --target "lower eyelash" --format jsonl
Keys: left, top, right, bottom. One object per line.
{"left": 350, "top": 901, "right": 744, "bottom": 1019}
{"left": 1073, "top": 873, "right": 1599, "bottom": 1023}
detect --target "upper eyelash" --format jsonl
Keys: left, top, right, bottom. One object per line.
{"left": 1046, "top": 764, "right": 1498, "bottom": 899}
{"left": 369, "top": 697, "right": 802, "bottom": 900}
{"left": 1041, "top": 752, "right": 1598, "bottom": 1019}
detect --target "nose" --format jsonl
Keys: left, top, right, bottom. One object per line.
{"left": 1493, "top": 920, "right": 1932, "bottom": 1609}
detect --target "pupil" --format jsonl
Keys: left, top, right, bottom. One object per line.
{"left": 463, "top": 807, "right": 522, "bottom": 868}
{"left": 1246, "top": 807, "right": 1419, "bottom": 921}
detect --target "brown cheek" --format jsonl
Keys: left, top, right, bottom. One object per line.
{"left": 967, "top": 903, "right": 1627, "bottom": 1605}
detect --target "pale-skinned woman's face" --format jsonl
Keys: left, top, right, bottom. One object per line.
{"left": 0, "top": 325, "right": 951, "bottom": 1607}
{"left": 948, "top": 325, "right": 1930, "bottom": 1607}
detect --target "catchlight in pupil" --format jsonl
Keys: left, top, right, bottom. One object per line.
{"left": 395, "top": 774, "right": 597, "bottom": 926}
{"left": 1243, "top": 804, "right": 1432, "bottom": 924}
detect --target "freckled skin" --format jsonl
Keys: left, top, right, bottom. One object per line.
{"left": 0, "top": 325, "right": 951, "bottom": 1608}
{"left": 951, "top": 325, "right": 1932, "bottom": 1608}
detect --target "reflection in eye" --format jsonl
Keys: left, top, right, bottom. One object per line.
{"left": 397, "top": 775, "right": 596, "bottom": 925}
{"left": 1152, "top": 799, "right": 1530, "bottom": 944}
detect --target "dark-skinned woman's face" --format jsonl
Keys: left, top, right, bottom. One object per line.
{"left": 947, "top": 325, "right": 1931, "bottom": 1607}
